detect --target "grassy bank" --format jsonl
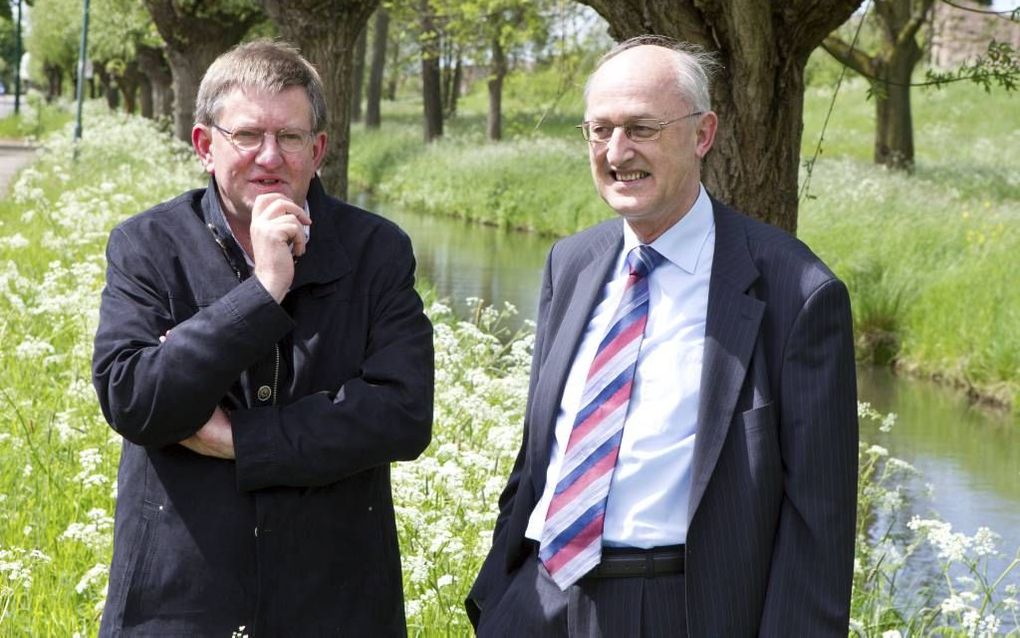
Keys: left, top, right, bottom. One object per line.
{"left": 350, "top": 69, "right": 1020, "bottom": 411}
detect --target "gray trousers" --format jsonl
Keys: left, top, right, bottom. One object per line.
{"left": 477, "top": 549, "right": 688, "bottom": 638}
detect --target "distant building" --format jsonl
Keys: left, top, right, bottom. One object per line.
{"left": 930, "top": 0, "right": 1020, "bottom": 69}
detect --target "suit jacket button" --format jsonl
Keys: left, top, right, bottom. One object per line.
{"left": 257, "top": 385, "right": 272, "bottom": 402}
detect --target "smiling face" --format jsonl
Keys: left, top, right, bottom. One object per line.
{"left": 585, "top": 46, "right": 717, "bottom": 243}
{"left": 192, "top": 85, "right": 327, "bottom": 225}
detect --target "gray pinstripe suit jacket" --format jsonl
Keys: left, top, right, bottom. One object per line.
{"left": 468, "top": 199, "right": 858, "bottom": 636}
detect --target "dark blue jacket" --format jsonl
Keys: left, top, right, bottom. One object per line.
{"left": 93, "top": 178, "right": 433, "bottom": 636}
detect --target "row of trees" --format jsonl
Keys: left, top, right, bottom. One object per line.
{"left": 15, "top": 0, "right": 1019, "bottom": 232}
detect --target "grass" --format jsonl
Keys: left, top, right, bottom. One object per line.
{"left": 0, "top": 93, "right": 74, "bottom": 142}
{"left": 350, "top": 57, "right": 1020, "bottom": 411}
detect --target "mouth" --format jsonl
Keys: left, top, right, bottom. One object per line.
{"left": 611, "top": 170, "right": 649, "bottom": 182}
{"left": 252, "top": 178, "right": 285, "bottom": 187}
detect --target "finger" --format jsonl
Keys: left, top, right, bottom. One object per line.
{"left": 252, "top": 193, "right": 302, "bottom": 220}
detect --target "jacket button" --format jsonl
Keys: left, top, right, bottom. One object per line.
{"left": 257, "top": 385, "right": 272, "bottom": 402}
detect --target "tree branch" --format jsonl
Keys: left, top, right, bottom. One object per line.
{"left": 821, "top": 34, "right": 874, "bottom": 76}
{"left": 895, "top": 0, "right": 935, "bottom": 49}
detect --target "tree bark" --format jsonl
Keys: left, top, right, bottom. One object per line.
{"left": 578, "top": 0, "right": 862, "bottom": 234}
{"left": 136, "top": 45, "right": 174, "bottom": 121}
{"left": 138, "top": 73, "right": 154, "bottom": 119}
{"left": 441, "top": 39, "right": 462, "bottom": 118}
{"left": 142, "top": 0, "right": 264, "bottom": 142}
{"left": 366, "top": 6, "right": 389, "bottom": 128}
{"left": 96, "top": 66, "right": 119, "bottom": 110}
{"left": 822, "top": 0, "right": 931, "bottom": 170}
{"left": 121, "top": 60, "right": 144, "bottom": 115}
{"left": 420, "top": 0, "right": 444, "bottom": 142}
{"left": 351, "top": 26, "right": 368, "bottom": 122}
{"left": 261, "top": 0, "right": 380, "bottom": 200}
{"left": 386, "top": 34, "right": 401, "bottom": 101}
{"left": 487, "top": 36, "right": 507, "bottom": 141}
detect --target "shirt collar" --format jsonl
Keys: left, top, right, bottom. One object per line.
{"left": 621, "top": 184, "right": 714, "bottom": 275}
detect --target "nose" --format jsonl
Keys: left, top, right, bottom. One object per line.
{"left": 604, "top": 126, "right": 635, "bottom": 167}
{"left": 254, "top": 133, "right": 284, "bottom": 168}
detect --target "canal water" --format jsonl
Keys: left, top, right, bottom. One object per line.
{"left": 374, "top": 199, "right": 1020, "bottom": 596}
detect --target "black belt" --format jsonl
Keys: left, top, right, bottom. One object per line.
{"left": 584, "top": 545, "right": 685, "bottom": 579}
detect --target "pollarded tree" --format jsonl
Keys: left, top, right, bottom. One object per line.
{"left": 822, "top": 0, "right": 935, "bottom": 170}
{"left": 143, "top": 0, "right": 265, "bottom": 142}
{"left": 260, "top": 0, "right": 380, "bottom": 200}
{"left": 577, "top": 0, "right": 863, "bottom": 233}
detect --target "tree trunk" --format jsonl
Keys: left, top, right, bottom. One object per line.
{"left": 143, "top": 0, "right": 263, "bottom": 142}
{"left": 873, "top": 53, "right": 917, "bottom": 169}
{"left": 441, "top": 40, "right": 461, "bottom": 117}
{"left": 446, "top": 55, "right": 462, "bottom": 118}
{"left": 45, "top": 64, "right": 63, "bottom": 102}
{"left": 366, "top": 6, "right": 389, "bottom": 128}
{"left": 487, "top": 36, "right": 507, "bottom": 141}
{"left": 121, "top": 60, "right": 144, "bottom": 115}
{"left": 139, "top": 74, "right": 154, "bottom": 118}
{"left": 420, "top": 0, "right": 443, "bottom": 142}
{"left": 386, "top": 34, "right": 400, "bottom": 101}
{"left": 822, "top": 0, "right": 933, "bottom": 172}
{"left": 136, "top": 44, "right": 174, "bottom": 121}
{"left": 261, "top": 0, "right": 380, "bottom": 200}
{"left": 578, "top": 0, "right": 861, "bottom": 234}
{"left": 351, "top": 26, "right": 368, "bottom": 122}
{"left": 96, "top": 66, "right": 119, "bottom": 110}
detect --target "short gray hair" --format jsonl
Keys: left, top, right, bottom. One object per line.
{"left": 195, "top": 39, "right": 327, "bottom": 132}
{"left": 585, "top": 35, "right": 721, "bottom": 113}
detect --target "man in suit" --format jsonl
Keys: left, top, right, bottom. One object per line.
{"left": 92, "top": 40, "right": 433, "bottom": 635}
{"left": 467, "top": 36, "right": 858, "bottom": 636}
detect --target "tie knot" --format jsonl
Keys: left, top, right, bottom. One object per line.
{"left": 626, "top": 245, "right": 662, "bottom": 279}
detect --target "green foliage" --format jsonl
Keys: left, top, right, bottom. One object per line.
{"left": 26, "top": 0, "right": 80, "bottom": 83}
{"left": 925, "top": 40, "right": 1020, "bottom": 93}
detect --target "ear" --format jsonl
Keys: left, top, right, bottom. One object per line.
{"left": 311, "top": 131, "right": 328, "bottom": 171}
{"left": 192, "top": 125, "right": 215, "bottom": 174}
{"left": 695, "top": 111, "right": 718, "bottom": 159}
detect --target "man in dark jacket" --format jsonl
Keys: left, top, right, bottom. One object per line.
{"left": 92, "top": 40, "right": 433, "bottom": 636}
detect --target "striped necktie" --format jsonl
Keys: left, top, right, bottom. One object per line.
{"left": 539, "top": 244, "right": 663, "bottom": 589}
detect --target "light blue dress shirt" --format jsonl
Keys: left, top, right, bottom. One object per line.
{"left": 527, "top": 185, "right": 716, "bottom": 548}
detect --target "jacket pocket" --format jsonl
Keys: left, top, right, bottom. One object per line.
{"left": 119, "top": 500, "right": 163, "bottom": 625}
{"left": 741, "top": 403, "right": 781, "bottom": 482}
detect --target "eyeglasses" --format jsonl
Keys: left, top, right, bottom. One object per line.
{"left": 211, "top": 124, "right": 314, "bottom": 154}
{"left": 577, "top": 112, "right": 704, "bottom": 143}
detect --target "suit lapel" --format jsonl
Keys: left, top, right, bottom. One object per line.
{"left": 528, "top": 224, "right": 621, "bottom": 500}
{"left": 687, "top": 202, "right": 764, "bottom": 523}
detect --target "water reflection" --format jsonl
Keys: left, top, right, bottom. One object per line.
{"left": 372, "top": 197, "right": 553, "bottom": 328}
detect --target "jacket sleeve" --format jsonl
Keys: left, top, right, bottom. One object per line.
{"left": 92, "top": 225, "right": 294, "bottom": 448}
{"left": 230, "top": 229, "right": 434, "bottom": 491}
{"left": 759, "top": 278, "right": 859, "bottom": 636}
{"left": 466, "top": 246, "right": 555, "bottom": 628}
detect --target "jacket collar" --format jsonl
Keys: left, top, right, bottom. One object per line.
{"left": 200, "top": 176, "right": 351, "bottom": 291}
